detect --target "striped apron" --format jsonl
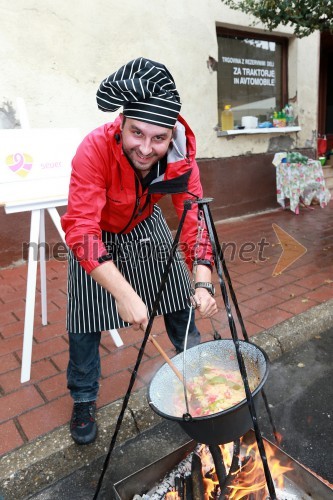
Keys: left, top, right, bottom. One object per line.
{"left": 66, "top": 206, "right": 192, "bottom": 333}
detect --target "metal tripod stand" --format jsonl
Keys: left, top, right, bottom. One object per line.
{"left": 93, "top": 197, "right": 278, "bottom": 499}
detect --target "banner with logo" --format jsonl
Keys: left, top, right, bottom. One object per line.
{"left": 0, "top": 128, "right": 80, "bottom": 205}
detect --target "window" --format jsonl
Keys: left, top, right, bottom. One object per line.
{"left": 217, "top": 28, "right": 288, "bottom": 128}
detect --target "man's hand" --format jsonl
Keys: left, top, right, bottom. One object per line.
{"left": 191, "top": 264, "right": 217, "bottom": 318}
{"left": 192, "top": 288, "right": 218, "bottom": 318}
{"left": 115, "top": 289, "right": 149, "bottom": 331}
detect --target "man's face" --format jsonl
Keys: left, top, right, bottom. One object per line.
{"left": 121, "top": 117, "right": 173, "bottom": 177}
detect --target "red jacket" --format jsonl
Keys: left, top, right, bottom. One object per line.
{"left": 61, "top": 115, "right": 213, "bottom": 274}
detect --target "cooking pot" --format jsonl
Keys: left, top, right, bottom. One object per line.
{"left": 148, "top": 340, "right": 269, "bottom": 445}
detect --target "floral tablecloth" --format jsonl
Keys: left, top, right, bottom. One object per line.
{"left": 275, "top": 159, "right": 331, "bottom": 214}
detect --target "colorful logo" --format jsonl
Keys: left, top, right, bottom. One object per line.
{"left": 6, "top": 153, "right": 33, "bottom": 178}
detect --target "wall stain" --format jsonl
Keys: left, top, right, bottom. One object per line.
{"left": 0, "top": 101, "right": 20, "bottom": 129}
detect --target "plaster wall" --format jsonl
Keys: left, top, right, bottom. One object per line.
{"left": 0, "top": 0, "right": 320, "bottom": 158}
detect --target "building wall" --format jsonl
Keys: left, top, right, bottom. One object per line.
{"left": 0, "top": 0, "right": 320, "bottom": 156}
{"left": 0, "top": 1, "right": 321, "bottom": 267}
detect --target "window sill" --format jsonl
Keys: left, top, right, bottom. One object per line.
{"left": 217, "top": 126, "right": 301, "bottom": 137}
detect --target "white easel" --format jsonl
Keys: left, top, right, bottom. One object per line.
{"left": 3, "top": 99, "right": 123, "bottom": 383}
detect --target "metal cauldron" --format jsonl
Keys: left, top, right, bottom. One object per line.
{"left": 148, "top": 339, "right": 269, "bottom": 445}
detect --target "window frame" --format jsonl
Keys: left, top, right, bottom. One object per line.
{"left": 216, "top": 27, "right": 289, "bottom": 123}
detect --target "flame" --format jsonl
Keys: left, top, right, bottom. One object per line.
{"left": 198, "top": 439, "right": 293, "bottom": 499}
{"left": 274, "top": 431, "right": 283, "bottom": 446}
{"left": 165, "top": 492, "right": 179, "bottom": 499}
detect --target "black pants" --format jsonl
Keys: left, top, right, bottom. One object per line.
{"left": 67, "top": 308, "right": 200, "bottom": 402}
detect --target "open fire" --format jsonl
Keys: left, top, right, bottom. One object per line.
{"left": 133, "top": 437, "right": 295, "bottom": 499}
{"left": 113, "top": 430, "right": 333, "bottom": 500}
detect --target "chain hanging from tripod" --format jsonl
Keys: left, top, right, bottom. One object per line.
{"left": 190, "top": 206, "right": 222, "bottom": 340}
{"left": 198, "top": 199, "right": 277, "bottom": 499}
{"left": 191, "top": 207, "right": 204, "bottom": 289}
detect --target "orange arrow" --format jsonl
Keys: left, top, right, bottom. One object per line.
{"left": 272, "top": 223, "right": 307, "bottom": 276}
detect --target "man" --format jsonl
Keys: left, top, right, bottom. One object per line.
{"left": 61, "top": 57, "right": 217, "bottom": 445}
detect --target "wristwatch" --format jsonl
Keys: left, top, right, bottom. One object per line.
{"left": 194, "top": 282, "right": 215, "bottom": 296}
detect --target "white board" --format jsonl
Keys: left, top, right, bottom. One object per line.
{"left": 0, "top": 128, "right": 81, "bottom": 205}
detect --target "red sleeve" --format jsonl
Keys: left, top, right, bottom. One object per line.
{"left": 171, "top": 159, "right": 214, "bottom": 271}
{"left": 61, "top": 129, "right": 109, "bottom": 274}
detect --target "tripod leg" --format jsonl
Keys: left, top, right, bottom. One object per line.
{"left": 201, "top": 203, "right": 280, "bottom": 444}
{"left": 199, "top": 201, "right": 277, "bottom": 500}
{"left": 93, "top": 201, "right": 192, "bottom": 499}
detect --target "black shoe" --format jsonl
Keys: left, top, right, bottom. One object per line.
{"left": 70, "top": 401, "right": 97, "bottom": 445}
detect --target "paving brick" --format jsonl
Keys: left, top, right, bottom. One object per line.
{"left": 237, "top": 258, "right": 268, "bottom": 272}
{"left": 0, "top": 420, "right": 24, "bottom": 455}
{"left": 38, "top": 372, "right": 67, "bottom": 401}
{"left": 49, "top": 297, "right": 67, "bottom": 310}
{"left": 246, "top": 308, "right": 294, "bottom": 330}
{"left": 0, "top": 321, "right": 24, "bottom": 338}
{"left": 0, "top": 267, "right": 26, "bottom": 284}
{"left": 51, "top": 351, "right": 69, "bottom": 372}
{"left": 136, "top": 355, "right": 165, "bottom": 385}
{"left": 102, "top": 327, "right": 141, "bottom": 350}
{"left": 270, "top": 283, "right": 309, "bottom": 300}
{"left": 1, "top": 335, "right": 25, "bottom": 356}
{"left": 49, "top": 261, "right": 67, "bottom": 273}
{"left": 263, "top": 272, "right": 302, "bottom": 288}
{"left": 0, "top": 283, "right": 20, "bottom": 302}
{"left": 18, "top": 394, "right": 72, "bottom": 441}
{"left": 101, "top": 346, "right": 148, "bottom": 378}
{"left": 238, "top": 281, "right": 276, "bottom": 298}
{"left": 205, "top": 308, "right": 228, "bottom": 329}
{"left": 0, "top": 353, "right": 20, "bottom": 374}
{"left": 295, "top": 272, "right": 333, "bottom": 291}
{"left": 0, "top": 310, "right": 19, "bottom": 326}
{"left": 207, "top": 326, "right": 233, "bottom": 340}
{"left": 37, "top": 308, "right": 66, "bottom": 326}
{"left": 242, "top": 294, "right": 285, "bottom": 313}
{"left": 0, "top": 386, "right": 44, "bottom": 422}
{"left": 100, "top": 330, "right": 127, "bottom": 353}
{"left": 305, "top": 286, "right": 333, "bottom": 302}
{"left": 222, "top": 288, "right": 253, "bottom": 304}
{"left": 15, "top": 336, "right": 69, "bottom": 362}
{"left": 2, "top": 296, "right": 26, "bottom": 312}
{"left": 277, "top": 298, "right": 320, "bottom": 315}
{"left": 141, "top": 333, "right": 176, "bottom": 360}
{"left": 0, "top": 359, "right": 58, "bottom": 394}
{"left": 241, "top": 320, "right": 264, "bottom": 337}
{"left": 98, "top": 371, "right": 143, "bottom": 408}
{"left": 28, "top": 301, "right": 63, "bottom": 322}
{"left": 33, "top": 322, "right": 66, "bottom": 343}
{"left": 149, "top": 315, "right": 166, "bottom": 334}
{"left": 235, "top": 269, "right": 269, "bottom": 286}
{"left": 287, "top": 262, "right": 327, "bottom": 278}
{"left": 193, "top": 317, "right": 215, "bottom": 336}
{"left": 147, "top": 331, "right": 176, "bottom": 355}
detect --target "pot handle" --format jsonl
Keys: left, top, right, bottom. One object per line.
{"left": 182, "top": 305, "right": 195, "bottom": 416}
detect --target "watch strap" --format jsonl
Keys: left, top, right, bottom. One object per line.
{"left": 194, "top": 281, "right": 215, "bottom": 295}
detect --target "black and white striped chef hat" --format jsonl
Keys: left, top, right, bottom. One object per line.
{"left": 96, "top": 57, "right": 181, "bottom": 129}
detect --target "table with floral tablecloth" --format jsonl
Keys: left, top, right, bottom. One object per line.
{"left": 274, "top": 154, "right": 331, "bottom": 214}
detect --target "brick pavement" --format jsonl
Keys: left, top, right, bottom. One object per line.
{"left": 0, "top": 201, "right": 332, "bottom": 456}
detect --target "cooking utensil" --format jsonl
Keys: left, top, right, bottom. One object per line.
{"left": 149, "top": 335, "right": 184, "bottom": 384}
{"left": 148, "top": 339, "right": 269, "bottom": 445}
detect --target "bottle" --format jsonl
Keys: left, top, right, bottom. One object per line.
{"left": 284, "top": 104, "right": 289, "bottom": 124}
{"left": 287, "top": 104, "right": 294, "bottom": 126}
{"left": 273, "top": 111, "right": 279, "bottom": 127}
{"left": 276, "top": 111, "right": 281, "bottom": 127}
{"left": 280, "top": 110, "right": 286, "bottom": 127}
{"left": 221, "top": 105, "right": 234, "bottom": 131}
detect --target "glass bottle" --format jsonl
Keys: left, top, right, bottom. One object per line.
{"left": 221, "top": 105, "right": 234, "bottom": 131}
